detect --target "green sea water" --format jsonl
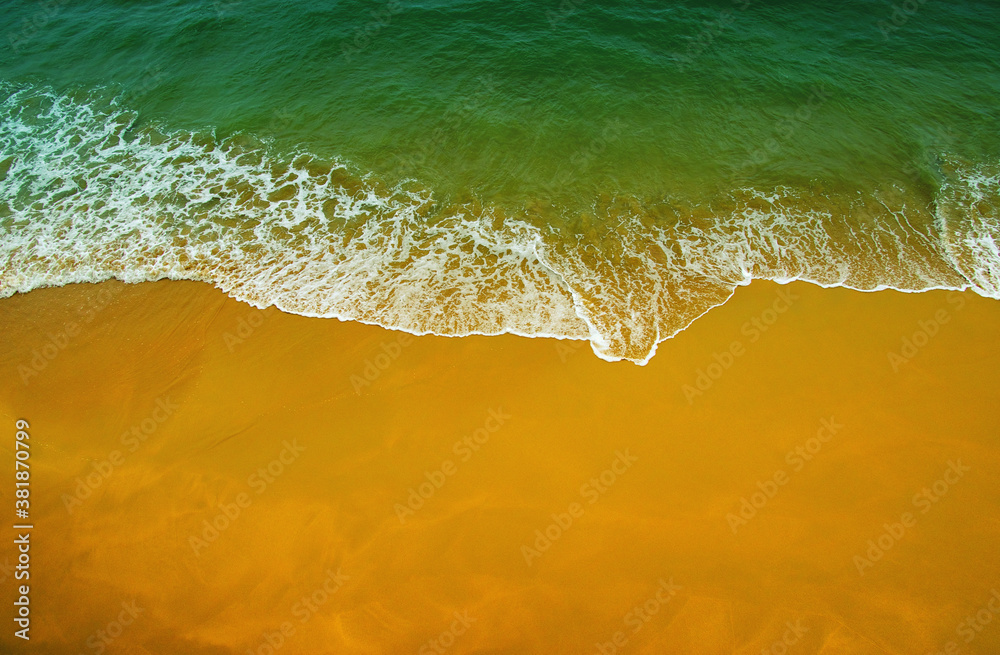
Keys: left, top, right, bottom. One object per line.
{"left": 1, "top": 0, "right": 998, "bottom": 361}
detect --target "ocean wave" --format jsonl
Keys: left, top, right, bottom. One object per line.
{"left": 1, "top": 83, "right": 997, "bottom": 363}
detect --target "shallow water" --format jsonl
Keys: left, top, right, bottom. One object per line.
{"left": 2, "top": 0, "right": 998, "bottom": 360}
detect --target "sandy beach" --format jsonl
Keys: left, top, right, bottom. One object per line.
{"left": 3, "top": 2, "right": 1000, "bottom": 652}
{"left": 1, "top": 279, "right": 998, "bottom": 653}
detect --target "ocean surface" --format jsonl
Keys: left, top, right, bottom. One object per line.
{"left": 1, "top": 0, "right": 998, "bottom": 362}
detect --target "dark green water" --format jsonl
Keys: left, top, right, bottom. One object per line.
{"left": 1, "top": 0, "right": 998, "bottom": 361}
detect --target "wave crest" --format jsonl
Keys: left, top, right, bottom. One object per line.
{"left": 1, "top": 83, "right": 996, "bottom": 362}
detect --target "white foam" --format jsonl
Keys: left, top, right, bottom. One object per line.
{"left": 1, "top": 82, "right": 997, "bottom": 363}
{"left": 935, "top": 158, "right": 1000, "bottom": 298}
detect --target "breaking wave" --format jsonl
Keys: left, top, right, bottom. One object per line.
{"left": 1, "top": 83, "right": 997, "bottom": 362}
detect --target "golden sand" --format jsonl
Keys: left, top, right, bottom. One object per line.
{"left": 1, "top": 279, "right": 999, "bottom": 654}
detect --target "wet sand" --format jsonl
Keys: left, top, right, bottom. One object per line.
{"left": 1, "top": 279, "right": 999, "bottom": 654}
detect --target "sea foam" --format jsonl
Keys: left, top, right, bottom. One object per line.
{"left": 1, "top": 83, "right": 997, "bottom": 363}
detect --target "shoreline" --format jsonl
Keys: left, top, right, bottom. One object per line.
{"left": 2, "top": 271, "right": 993, "bottom": 367}
{"left": 2, "top": 278, "right": 1000, "bottom": 654}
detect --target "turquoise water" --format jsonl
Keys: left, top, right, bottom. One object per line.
{"left": 1, "top": 0, "right": 998, "bottom": 361}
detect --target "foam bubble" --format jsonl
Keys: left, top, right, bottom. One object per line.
{"left": 1, "top": 82, "right": 997, "bottom": 363}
